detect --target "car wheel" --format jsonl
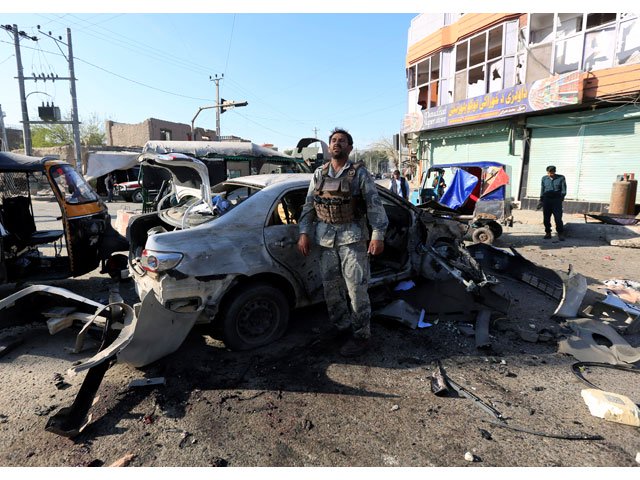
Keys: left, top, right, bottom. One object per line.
{"left": 221, "top": 283, "right": 289, "bottom": 351}
{"left": 120, "top": 193, "right": 131, "bottom": 202}
{"left": 471, "top": 226, "right": 495, "bottom": 244}
{"left": 132, "top": 189, "right": 143, "bottom": 203}
{"left": 488, "top": 221, "right": 503, "bottom": 238}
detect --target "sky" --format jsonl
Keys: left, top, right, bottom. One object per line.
{"left": 1, "top": 0, "right": 621, "bottom": 153}
{"left": 0, "top": 8, "right": 420, "bottom": 151}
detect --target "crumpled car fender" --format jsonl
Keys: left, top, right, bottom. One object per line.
{"left": 69, "top": 292, "right": 199, "bottom": 373}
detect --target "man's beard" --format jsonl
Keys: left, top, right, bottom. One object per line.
{"left": 332, "top": 148, "right": 349, "bottom": 161}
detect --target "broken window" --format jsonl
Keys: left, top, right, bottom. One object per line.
{"left": 584, "top": 26, "right": 616, "bottom": 71}
{"left": 489, "top": 59, "right": 504, "bottom": 92}
{"left": 488, "top": 26, "right": 503, "bottom": 60}
{"left": 406, "top": 66, "right": 416, "bottom": 89}
{"left": 554, "top": 35, "right": 582, "bottom": 73}
{"left": 529, "top": 13, "right": 554, "bottom": 45}
{"left": 417, "top": 59, "right": 429, "bottom": 86}
{"left": 469, "top": 34, "right": 486, "bottom": 66}
{"left": 429, "top": 80, "right": 439, "bottom": 107}
{"left": 616, "top": 17, "right": 640, "bottom": 65}
{"left": 556, "top": 13, "right": 583, "bottom": 39}
{"left": 467, "top": 65, "right": 486, "bottom": 97}
{"left": 586, "top": 13, "right": 617, "bottom": 29}
{"left": 439, "top": 48, "right": 454, "bottom": 105}
{"left": 456, "top": 40, "right": 468, "bottom": 71}
{"left": 418, "top": 85, "right": 429, "bottom": 110}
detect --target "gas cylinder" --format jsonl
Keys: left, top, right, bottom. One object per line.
{"left": 609, "top": 174, "right": 633, "bottom": 215}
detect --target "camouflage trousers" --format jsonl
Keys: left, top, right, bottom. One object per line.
{"left": 320, "top": 241, "right": 371, "bottom": 339}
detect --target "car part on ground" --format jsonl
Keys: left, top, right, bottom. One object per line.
{"left": 467, "top": 243, "right": 587, "bottom": 318}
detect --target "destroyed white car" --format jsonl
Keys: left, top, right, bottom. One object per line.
{"left": 116, "top": 153, "right": 504, "bottom": 357}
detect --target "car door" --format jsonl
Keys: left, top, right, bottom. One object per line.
{"left": 263, "top": 187, "right": 324, "bottom": 304}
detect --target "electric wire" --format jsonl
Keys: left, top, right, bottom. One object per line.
{"left": 0, "top": 39, "right": 213, "bottom": 102}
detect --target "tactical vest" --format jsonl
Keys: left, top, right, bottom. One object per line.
{"left": 313, "top": 162, "right": 365, "bottom": 224}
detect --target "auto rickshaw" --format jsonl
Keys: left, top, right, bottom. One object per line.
{"left": 418, "top": 161, "right": 513, "bottom": 244}
{"left": 0, "top": 152, "right": 129, "bottom": 283}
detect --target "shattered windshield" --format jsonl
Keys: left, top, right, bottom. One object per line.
{"left": 50, "top": 164, "right": 99, "bottom": 204}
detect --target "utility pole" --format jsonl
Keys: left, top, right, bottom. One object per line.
{"left": 206, "top": 73, "right": 247, "bottom": 139}
{"left": 210, "top": 74, "right": 223, "bottom": 139}
{"left": 12, "top": 24, "right": 33, "bottom": 155}
{"left": 0, "top": 105, "right": 9, "bottom": 151}
{"left": 313, "top": 127, "right": 318, "bottom": 139}
{"left": 6, "top": 24, "right": 83, "bottom": 172}
{"left": 66, "top": 28, "right": 82, "bottom": 173}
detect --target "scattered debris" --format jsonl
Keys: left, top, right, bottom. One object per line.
{"left": 394, "top": 280, "right": 416, "bottom": 291}
{"left": 457, "top": 324, "right": 475, "bottom": 337}
{"left": 636, "top": 452, "right": 640, "bottom": 465}
{"left": 430, "top": 362, "right": 451, "bottom": 397}
{"left": 478, "top": 428, "right": 492, "bottom": 440}
{"left": 34, "top": 405, "right": 57, "bottom": 417}
{"left": 582, "top": 301, "right": 640, "bottom": 335}
{"left": 210, "top": 457, "right": 228, "bottom": 467}
{"left": 372, "top": 300, "right": 425, "bottom": 329}
{"left": 581, "top": 389, "right": 640, "bottom": 427}
{"left": 390, "top": 404, "right": 400, "bottom": 412}
{"left": 0, "top": 414, "right": 8, "bottom": 424}
{"left": 558, "top": 318, "right": 640, "bottom": 365}
{"left": 435, "top": 362, "right": 603, "bottom": 440}
{"left": 53, "top": 373, "right": 71, "bottom": 390}
{"left": 179, "top": 431, "right": 194, "bottom": 449}
{"left": 601, "top": 279, "right": 640, "bottom": 303}
{"left": 108, "top": 453, "right": 136, "bottom": 467}
{"left": 302, "top": 418, "right": 314, "bottom": 431}
{"left": 571, "top": 362, "right": 640, "bottom": 391}
{"left": 128, "top": 377, "right": 166, "bottom": 388}
{"left": 0, "top": 335, "right": 23, "bottom": 358}
{"left": 464, "top": 451, "right": 480, "bottom": 462}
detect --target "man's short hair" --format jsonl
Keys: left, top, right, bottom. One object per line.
{"left": 393, "top": 169, "right": 400, "bottom": 175}
{"left": 546, "top": 165, "right": 556, "bottom": 173}
{"left": 329, "top": 127, "right": 353, "bottom": 146}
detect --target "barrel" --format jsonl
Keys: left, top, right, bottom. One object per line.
{"left": 610, "top": 179, "right": 633, "bottom": 215}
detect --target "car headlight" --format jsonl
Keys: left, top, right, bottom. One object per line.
{"left": 140, "top": 249, "right": 183, "bottom": 272}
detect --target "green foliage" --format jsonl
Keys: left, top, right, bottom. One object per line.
{"left": 30, "top": 112, "right": 106, "bottom": 147}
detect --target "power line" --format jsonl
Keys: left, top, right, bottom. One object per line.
{"left": 0, "top": 39, "right": 213, "bottom": 101}
{"left": 230, "top": 109, "right": 301, "bottom": 140}
{"left": 224, "top": 14, "right": 236, "bottom": 75}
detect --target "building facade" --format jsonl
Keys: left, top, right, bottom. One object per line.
{"left": 402, "top": 13, "right": 640, "bottom": 213}
{"left": 105, "top": 118, "right": 220, "bottom": 147}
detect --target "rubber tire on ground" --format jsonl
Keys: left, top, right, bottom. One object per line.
{"left": 132, "top": 189, "right": 144, "bottom": 203}
{"left": 221, "top": 283, "right": 289, "bottom": 351}
{"left": 471, "top": 226, "right": 495, "bottom": 244}
{"left": 488, "top": 221, "right": 503, "bottom": 238}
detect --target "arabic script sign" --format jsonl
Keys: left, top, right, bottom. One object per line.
{"left": 402, "top": 71, "right": 583, "bottom": 133}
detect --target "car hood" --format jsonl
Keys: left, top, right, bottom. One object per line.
{"left": 138, "top": 152, "right": 212, "bottom": 208}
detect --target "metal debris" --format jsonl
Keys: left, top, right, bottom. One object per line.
{"left": 109, "top": 453, "right": 136, "bottom": 467}
{"left": 128, "top": 377, "right": 166, "bottom": 388}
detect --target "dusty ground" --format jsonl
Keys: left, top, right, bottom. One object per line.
{"left": 1, "top": 201, "right": 639, "bottom": 470}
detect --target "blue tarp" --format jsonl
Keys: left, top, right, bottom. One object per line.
{"left": 439, "top": 168, "right": 478, "bottom": 209}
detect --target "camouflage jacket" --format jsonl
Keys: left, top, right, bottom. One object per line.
{"left": 299, "top": 161, "right": 388, "bottom": 248}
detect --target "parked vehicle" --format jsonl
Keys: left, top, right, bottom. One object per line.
{"left": 418, "top": 161, "right": 513, "bottom": 244}
{"left": 0, "top": 152, "right": 129, "bottom": 284}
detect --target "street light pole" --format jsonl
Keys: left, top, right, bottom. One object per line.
{"left": 210, "top": 74, "right": 223, "bottom": 139}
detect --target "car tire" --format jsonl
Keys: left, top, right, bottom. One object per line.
{"left": 120, "top": 193, "right": 131, "bottom": 202}
{"left": 471, "top": 226, "right": 495, "bottom": 245}
{"left": 488, "top": 221, "right": 503, "bottom": 239}
{"left": 221, "top": 283, "right": 289, "bottom": 351}
{"left": 132, "top": 189, "right": 143, "bottom": 203}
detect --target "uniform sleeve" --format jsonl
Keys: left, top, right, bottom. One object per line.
{"left": 540, "top": 176, "right": 545, "bottom": 201}
{"left": 360, "top": 169, "right": 388, "bottom": 241}
{"left": 298, "top": 170, "right": 320, "bottom": 236}
{"left": 561, "top": 176, "right": 567, "bottom": 198}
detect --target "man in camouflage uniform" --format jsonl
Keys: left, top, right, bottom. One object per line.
{"left": 298, "top": 128, "right": 388, "bottom": 357}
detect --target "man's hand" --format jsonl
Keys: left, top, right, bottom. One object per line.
{"left": 368, "top": 239, "right": 384, "bottom": 256}
{"left": 297, "top": 233, "right": 310, "bottom": 256}
{"left": 536, "top": 201, "right": 543, "bottom": 210}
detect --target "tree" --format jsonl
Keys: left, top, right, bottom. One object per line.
{"left": 31, "top": 112, "right": 106, "bottom": 147}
